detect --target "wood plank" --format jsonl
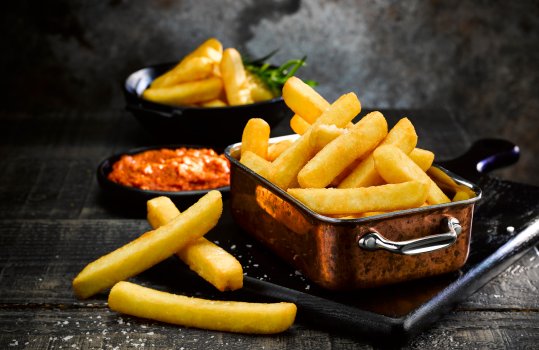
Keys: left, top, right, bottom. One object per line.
{"left": 0, "top": 219, "right": 537, "bottom": 309}
{"left": 0, "top": 308, "right": 536, "bottom": 349}
{"left": 460, "top": 247, "right": 539, "bottom": 309}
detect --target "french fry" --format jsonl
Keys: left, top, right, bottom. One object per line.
{"left": 427, "top": 166, "right": 476, "bottom": 201}
{"left": 338, "top": 117, "right": 418, "bottom": 188}
{"left": 246, "top": 72, "right": 275, "bottom": 102}
{"left": 287, "top": 181, "right": 428, "bottom": 215}
{"left": 373, "top": 145, "right": 450, "bottom": 204}
{"left": 143, "top": 77, "right": 223, "bottom": 106}
{"left": 182, "top": 37, "right": 223, "bottom": 64}
{"left": 298, "top": 111, "right": 387, "bottom": 188}
{"left": 309, "top": 123, "right": 346, "bottom": 152}
{"left": 240, "top": 118, "right": 270, "bottom": 159}
{"left": 151, "top": 57, "right": 215, "bottom": 89}
{"left": 220, "top": 48, "right": 252, "bottom": 105}
{"left": 240, "top": 151, "right": 273, "bottom": 180}
{"left": 146, "top": 196, "right": 180, "bottom": 229}
{"left": 282, "top": 76, "right": 330, "bottom": 123}
{"left": 453, "top": 190, "right": 471, "bottom": 201}
{"left": 151, "top": 38, "right": 223, "bottom": 89}
{"left": 200, "top": 99, "right": 227, "bottom": 107}
{"left": 267, "top": 139, "right": 293, "bottom": 161}
{"left": 408, "top": 148, "right": 435, "bottom": 171}
{"left": 147, "top": 196, "right": 243, "bottom": 292}
{"left": 108, "top": 281, "right": 297, "bottom": 334}
{"left": 330, "top": 211, "right": 387, "bottom": 219}
{"left": 72, "top": 191, "right": 223, "bottom": 299}
{"left": 290, "top": 114, "right": 311, "bottom": 135}
{"left": 271, "top": 92, "right": 361, "bottom": 189}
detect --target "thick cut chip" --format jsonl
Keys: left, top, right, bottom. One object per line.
{"left": 240, "top": 151, "right": 273, "bottom": 180}
{"left": 246, "top": 72, "right": 275, "bottom": 102}
{"left": 298, "top": 111, "right": 388, "bottom": 188}
{"left": 408, "top": 148, "right": 435, "bottom": 171}
{"left": 338, "top": 117, "right": 418, "bottom": 188}
{"left": 182, "top": 37, "right": 223, "bottom": 64}
{"left": 309, "top": 123, "right": 346, "bottom": 152}
{"left": 282, "top": 76, "right": 330, "bottom": 123}
{"left": 147, "top": 196, "right": 243, "bottom": 291}
{"left": 270, "top": 92, "right": 361, "bottom": 189}
{"left": 290, "top": 114, "right": 311, "bottom": 135}
{"left": 200, "top": 99, "right": 227, "bottom": 107}
{"left": 373, "top": 145, "right": 450, "bottom": 204}
{"left": 287, "top": 181, "right": 428, "bottom": 215}
{"left": 240, "top": 118, "right": 270, "bottom": 159}
{"left": 267, "top": 140, "right": 293, "bottom": 161}
{"left": 151, "top": 38, "right": 223, "bottom": 89}
{"left": 151, "top": 57, "right": 215, "bottom": 89}
{"left": 143, "top": 77, "right": 223, "bottom": 106}
{"left": 108, "top": 281, "right": 297, "bottom": 334}
{"left": 220, "top": 48, "right": 252, "bottom": 105}
{"left": 72, "top": 191, "right": 223, "bottom": 299}
{"left": 146, "top": 196, "right": 180, "bottom": 229}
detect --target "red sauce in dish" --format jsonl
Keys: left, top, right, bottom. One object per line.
{"left": 107, "top": 148, "right": 230, "bottom": 191}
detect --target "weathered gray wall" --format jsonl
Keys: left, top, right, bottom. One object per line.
{"left": 3, "top": 0, "right": 538, "bottom": 186}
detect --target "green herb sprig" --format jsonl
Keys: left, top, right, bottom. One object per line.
{"left": 244, "top": 51, "right": 317, "bottom": 97}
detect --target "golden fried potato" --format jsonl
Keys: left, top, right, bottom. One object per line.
{"left": 309, "top": 123, "right": 346, "bottom": 152}
{"left": 298, "top": 111, "right": 387, "bottom": 188}
{"left": 183, "top": 37, "right": 223, "bottom": 64}
{"left": 240, "top": 151, "right": 273, "bottom": 180}
{"left": 72, "top": 191, "right": 223, "bottom": 299}
{"left": 220, "top": 48, "right": 252, "bottom": 105}
{"left": 453, "top": 190, "right": 471, "bottom": 201}
{"left": 147, "top": 196, "right": 243, "bottom": 292}
{"left": 146, "top": 196, "right": 180, "bottom": 229}
{"left": 373, "top": 145, "right": 450, "bottom": 204}
{"left": 246, "top": 72, "right": 275, "bottom": 102}
{"left": 271, "top": 92, "right": 361, "bottom": 189}
{"left": 289, "top": 114, "right": 311, "bottom": 135}
{"left": 338, "top": 117, "right": 417, "bottom": 188}
{"left": 108, "top": 281, "right": 297, "bottom": 334}
{"left": 267, "top": 139, "right": 293, "bottom": 161}
{"left": 200, "top": 99, "right": 227, "bottom": 107}
{"left": 143, "top": 77, "right": 223, "bottom": 106}
{"left": 408, "top": 148, "right": 435, "bottom": 171}
{"left": 151, "top": 57, "right": 215, "bottom": 89}
{"left": 240, "top": 118, "right": 270, "bottom": 159}
{"left": 282, "top": 76, "right": 330, "bottom": 123}
{"left": 288, "top": 181, "right": 428, "bottom": 215}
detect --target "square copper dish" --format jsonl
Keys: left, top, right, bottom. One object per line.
{"left": 224, "top": 135, "right": 482, "bottom": 291}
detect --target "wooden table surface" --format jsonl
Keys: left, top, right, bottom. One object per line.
{"left": 0, "top": 110, "right": 537, "bottom": 349}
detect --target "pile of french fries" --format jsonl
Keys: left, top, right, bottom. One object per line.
{"left": 240, "top": 76, "right": 466, "bottom": 218}
{"left": 72, "top": 191, "right": 297, "bottom": 334}
{"left": 142, "top": 38, "right": 275, "bottom": 107}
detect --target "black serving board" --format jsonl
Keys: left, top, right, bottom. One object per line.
{"left": 136, "top": 139, "right": 538, "bottom": 344}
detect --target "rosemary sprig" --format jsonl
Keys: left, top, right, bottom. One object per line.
{"left": 244, "top": 52, "right": 317, "bottom": 96}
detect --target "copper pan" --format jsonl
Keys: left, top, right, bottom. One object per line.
{"left": 225, "top": 135, "right": 482, "bottom": 290}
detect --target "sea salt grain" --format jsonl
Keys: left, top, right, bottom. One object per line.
{"left": 63, "top": 335, "right": 74, "bottom": 341}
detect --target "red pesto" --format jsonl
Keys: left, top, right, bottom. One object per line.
{"left": 108, "top": 148, "right": 230, "bottom": 191}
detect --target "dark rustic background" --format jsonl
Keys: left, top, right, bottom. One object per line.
{"left": 2, "top": 0, "right": 538, "bottom": 185}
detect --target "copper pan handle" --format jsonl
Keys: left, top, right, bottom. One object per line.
{"left": 358, "top": 217, "right": 462, "bottom": 255}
